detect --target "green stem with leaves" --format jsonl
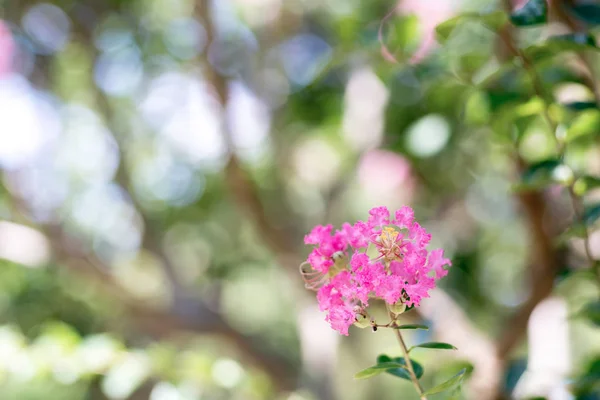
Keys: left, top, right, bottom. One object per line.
{"left": 388, "top": 307, "right": 427, "bottom": 400}
{"left": 488, "top": 18, "right": 600, "bottom": 291}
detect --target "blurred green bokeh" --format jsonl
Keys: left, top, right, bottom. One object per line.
{"left": 0, "top": 0, "right": 600, "bottom": 399}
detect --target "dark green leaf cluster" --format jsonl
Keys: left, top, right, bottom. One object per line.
{"left": 354, "top": 330, "right": 462, "bottom": 397}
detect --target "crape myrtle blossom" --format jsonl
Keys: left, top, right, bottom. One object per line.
{"left": 301, "top": 206, "right": 451, "bottom": 335}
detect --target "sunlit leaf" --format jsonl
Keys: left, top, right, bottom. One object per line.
{"left": 574, "top": 175, "right": 600, "bottom": 196}
{"left": 465, "top": 90, "right": 491, "bottom": 125}
{"left": 481, "top": 11, "right": 510, "bottom": 31}
{"left": 567, "top": 109, "right": 600, "bottom": 142}
{"left": 388, "top": 15, "right": 420, "bottom": 54}
{"left": 435, "top": 11, "right": 507, "bottom": 43}
{"left": 510, "top": 0, "right": 547, "bottom": 26}
{"left": 514, "top": 97, "right": 545, "bottom": 117}
{"left": 423, "top": 368, "right": 467, "bottom": 395}
{"left": 376, "top": 354, "right": 424, "bottom": 380}
{"left": 409, "top": 342, "right": 458, "bottom": 352}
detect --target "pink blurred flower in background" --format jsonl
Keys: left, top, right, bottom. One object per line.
{"left": 358, "top": 149, "right": 415, "bottom": 206}
{"left": 0, "top": 21, "right": 14, "bottom": 77}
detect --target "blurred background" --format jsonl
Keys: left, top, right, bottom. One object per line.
{"left": 0, "top": 0, "right": 600, "bottom": 399}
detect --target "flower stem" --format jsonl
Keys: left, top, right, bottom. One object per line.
{"left": 387, "top": 308, "right": 427, "bottom": 400}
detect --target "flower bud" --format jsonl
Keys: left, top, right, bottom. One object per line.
{"left": 353, "top": 313, "right": 371, "bottom": 329}
{"left": 389, "top": 301, "right": 407, "bottom": 315}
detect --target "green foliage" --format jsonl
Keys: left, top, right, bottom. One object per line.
{"left": 525, "top": 34, "right": 600, "bottom": 62}
{"left": 408, "top": 342, "right": 458, "bottom": 352}
{"left": 572, "top": 357, "right": 600, "bottom": 398}
{"left": 435, "top": 11, "right": 507, "bottom": 43}
{"left": 510, "top": 0, "right": 548, "bottom": 26}
{"left": 574, "top": 175, "right": 600, "bottom": 196}
{"left": 513, "top": 159, "right": 571, "bottom": 191}
{"left": 565, "top": 102, "right": 598, "bottom": 112}
{"left": 382, "top": 14, "right": 421, "bottom": 60}
{"left": 422, "top": 368, "right": 467, "bottom": 396}
{"left": 356, "top": 354, "right": 425, "bottom": 381}
{"left": 391, "top": 324, "right": 429, "bottom": 330}
{"left": 566, "top": 109, "right": 600, "bottom": 143}
{"left": 584, "top": 203, "right": 600, "bottom": 227}
{"left": 567, "top": 3, "right": 600, "bottom": 26}
{"left": 354, "top": 362, "right": 410, "bottom": 380}
{"left": 579, "top": 300, "right": 600, "bottom": 327}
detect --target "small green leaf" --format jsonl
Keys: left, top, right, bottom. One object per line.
{"left": 376, "top": 354, "right": 424, "bottom": 380}
{"left": 465, "top": 90, "right": 491, "bottom": 125}
{"left": 584, "top": 203, "right": 600, "bottom": 227}
{"left": 514, "top": 159, "right": 569, "bottom": 191}
{"left": 393, "top": 324, "right": 429, "bottom": 330}
{"left": 435, "top": 11, "right": 507, "bottom": 43}
{"left": 525, "top": 33, "right": 600, "bottom": 61}
{"left": 559, "top": 224, "right": 588, "bottom": 241}
{"left": 566, "top": 109, "right": 600, "bottom": 142}
{"left": 568, "top": 3, "right": 600, "bottom": 26}
{"left": 423, "top": 368, "right": 467, "bottom": 396}
{"left": 564, "top": 101, "right": 598, "bottom": 112}
{"left": 510, "top": 0, "right": 547, "bottom": 26}
{"left": 550, "top": 33, "right": 598, "bottom": 48}
{"left": 435, "top": 14, "right": 473, "bottom": 43}
{"left": 354, "top": 362, "right": 408, "bottom": 379}
{"left": 574, "top": 175, "right": 600, "bottom": 196}
{"left": 581, "top": 301, "right": 600, "bottom": 327}
{"left": 409, "top": 342, "right": 458, "bottom": 352}
{"left": 481, "top": 10, "right": 509, "bottom": 31}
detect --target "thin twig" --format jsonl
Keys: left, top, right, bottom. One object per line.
{"left": 387, "top": 307, "right": 427, "bottom": 400}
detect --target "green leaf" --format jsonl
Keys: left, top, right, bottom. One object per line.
{"left": 568, "top": 3, "right": 600, "bottom": 26}
{"left": 435, "top": 11, "right": 507, "bottom": 43}
{"left": 481, "top": 10, "right": 509, "bottom": 31}
{"left": 558, "top": 224, "right": 588, "bottom": 241}
{"left": 409, "top": 342, "right": 458, "bottom": 352}
{"left": 393, "top": 324, "right": 429, "bottom": 330}
{"left": 423, "top": 368, "right": 467, "bottom": 396}
{"left": 564, "top": 101, "right": 598, "bottom": 112}
{"left": 464, "top": 90, "right": 491, "bottom": 125}
{"left": 510, "top": 0, "right": 547, "bottom": 26}
{"left": 566, "top": 109, "right": 600, "bottom": 142}
{"left": 581, "top": 300, "right": 600, "bottom": 327}
{"left": 525, "top": 34, "right": 600, "bottom": 61}
{"left": 574, "top": 175, "right": 600, "bottom": 196}
{"left": 376, "top": 354, "right": 424, "bottom": 380}
{"left": 514, "top": 159, "right": 571, "bottom": 191}
{"left": 549, "top": 33, "right": 598, "bottom": 49}
{"left": 584, "top": 203, "right": 600, "bottom": 226}
{"left": 354, "top": 362, "right": 409, "bottom": 379}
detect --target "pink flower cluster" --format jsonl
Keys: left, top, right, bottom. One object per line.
{"left": 303, "top": 206, "right": 451, "bottom": 335}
